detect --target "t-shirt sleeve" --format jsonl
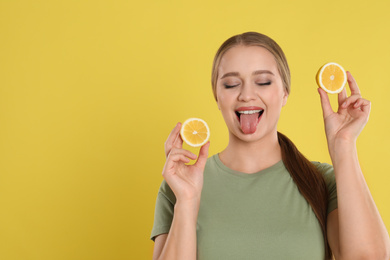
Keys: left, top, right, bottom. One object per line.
{"left": 150, "top": 180, "right": 176, "bottom": 241}
{"left": 312, "top": 161, "right": 338, "bottom": 215}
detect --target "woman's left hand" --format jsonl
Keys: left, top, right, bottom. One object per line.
{"left": 318, "top": 71, "right": 371, "bottom": 153}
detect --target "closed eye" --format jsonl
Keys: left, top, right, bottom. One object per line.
{"left": 257, "top": 82, "right": 271, "bottom": 86}
{"left": 224, "top": 84, "right": 239, "bottom": 89}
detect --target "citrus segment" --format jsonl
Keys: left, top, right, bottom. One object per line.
{"left": 316, "top": 62, "right": 347, "bottom": 94}
{"left": 180, "top": 118, "right": 210, "bottom": 147}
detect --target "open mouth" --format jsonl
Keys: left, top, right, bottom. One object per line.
{"left": 235, "top": 109, "right": 264, "bottom": 134}
{"left": 235, "top": 109, "right": 264, "bottom": 122}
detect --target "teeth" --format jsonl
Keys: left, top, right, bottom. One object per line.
{"left": 237, "top": 110, "right": 262, "bottom": 114}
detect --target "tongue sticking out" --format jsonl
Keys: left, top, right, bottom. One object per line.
{"left": 240, "top": 113, "right": 259, "bottom": 134}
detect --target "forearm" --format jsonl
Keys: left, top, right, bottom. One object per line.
{"left": 158, "top": 199, "right": 200, "bottom": 260}
{"left": 330, "top": 142, "right": 390, "bottom": 259}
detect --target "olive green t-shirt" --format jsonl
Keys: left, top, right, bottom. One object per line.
{"left": 151, "top": 154, "right": 338, "bottom": 259}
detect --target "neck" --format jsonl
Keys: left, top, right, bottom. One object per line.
{"left": 219, "top": 130, "right": 282, "bottom": 174}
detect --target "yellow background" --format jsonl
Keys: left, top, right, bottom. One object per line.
{"left": 1, "top": 1, "right": 389, "bottom": 259}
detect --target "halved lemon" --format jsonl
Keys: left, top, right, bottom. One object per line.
{"left": 180, "top": 118, "right": 210, "bottom": 147}
{"left": 316, "top": 62, "right": 347, "bottom": 94}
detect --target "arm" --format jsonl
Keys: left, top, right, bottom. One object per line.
{"left": 318, "top": 71, "right": 390, "bottom": 259}
{"left": 152, "top": 123, "right": 210, "bottom": 260}
{"left": 153, "top": 234, "right": 167, "bottom": 260}
{"left": 154, "top": 199, "right": 200, "bottom": 260}
{"left": 327, "top": 144, "right": 390, "bottom": 259}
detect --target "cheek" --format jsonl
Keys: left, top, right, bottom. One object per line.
{"left": 217, "top": 92, "right": 229, "bottom": 108}
{"left": 264, "top": 90, "right": 285, "bottom": 108}
{"left": 263, "top": 92, "right": 279, "bottom": 103}
{"left": 216, "top": 94, "right": 226, "bottom": 111}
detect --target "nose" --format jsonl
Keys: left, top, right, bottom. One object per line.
{"left": 238, "top": 83, "right": 256, "bottom": 102}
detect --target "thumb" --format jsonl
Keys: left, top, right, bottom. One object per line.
{"left": 194, "top": 141, "right": 210, "bottom": 169}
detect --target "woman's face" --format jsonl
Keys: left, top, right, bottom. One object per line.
{"left": 216, "top": 45, "right": 288, "bottom": 142}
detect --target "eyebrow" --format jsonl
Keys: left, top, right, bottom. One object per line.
{"left": 220, "top": 70, "right": 275, "bottom": 79}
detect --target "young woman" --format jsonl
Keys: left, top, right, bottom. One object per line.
{"left": 150, "top": 32, "right": 390, "bottom": 260}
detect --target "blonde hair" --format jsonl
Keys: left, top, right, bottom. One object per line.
{"left": 211, "top": 32, "right": 291, "bottom": 101}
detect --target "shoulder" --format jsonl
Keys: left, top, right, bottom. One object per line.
{"left": 311, "top": 161, "right": 334, "bottom": 175}
{"left": 205, "top": 154, "right": 217, "bottom": 166}
{"left": 310, "top": 161, "right": 336, "bottom": 185}
{"left": 311, "top": 161, "right": 338, "bottom": 214}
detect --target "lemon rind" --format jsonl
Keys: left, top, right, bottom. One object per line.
{"left": 180, "top": 118, "right": 210, "bottom": 147}
{"left": 317, "top": 62, "right": 347, "bottom": 94}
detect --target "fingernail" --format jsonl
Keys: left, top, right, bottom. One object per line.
{"left": 342, "top": 101, "right": 347, "bottom": 108}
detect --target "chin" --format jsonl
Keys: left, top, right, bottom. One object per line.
{"left": 235, "top": 127, "right": 276, "bottom": 143}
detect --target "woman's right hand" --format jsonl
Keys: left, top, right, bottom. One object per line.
{"left": 162, "top": 123, "right": 210, "bottom": 203}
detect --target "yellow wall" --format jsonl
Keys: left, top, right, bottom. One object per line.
{"left": 1, "top": 0, "right": 389, "bottom": 259}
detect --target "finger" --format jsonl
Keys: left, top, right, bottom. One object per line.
{"left": 173, "top": 131, "right": 183, "bottom": 149}
{"left": 194, "top": 141, "right": 210, "bottom": 169}
{"left": 341, "top": 94, "right": 360, "bottom": 109}
{"left": 353, "top": 98, "right": 371, "bottom": 113}
{"left": 169, "top": 148, "right": 197, "bottom": 161}
{"left": 317, "top": 88, "right": 333, "bottom": 118}
{"left": 166, "top": 123, "right": 181, "bottom": 145}
{"left": 170, "top": 153, "right": 191, "bottom": 164}
{"left": 361, "top": 99, "right": 371, "bottom": 114}
{"left": 353, "top": 98, "right": 365, "bottom": 109}
{"left": 347, "top": 71, "right": 361, "bottom": 96}
{"left": 163, "top": 153, "right": 191, "bottom": 174}
{"left": 165, "top": 123, "right": 182, "bottom": 157}
{"left": 338, "top": 87, "right": 347, "bottom": 107}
